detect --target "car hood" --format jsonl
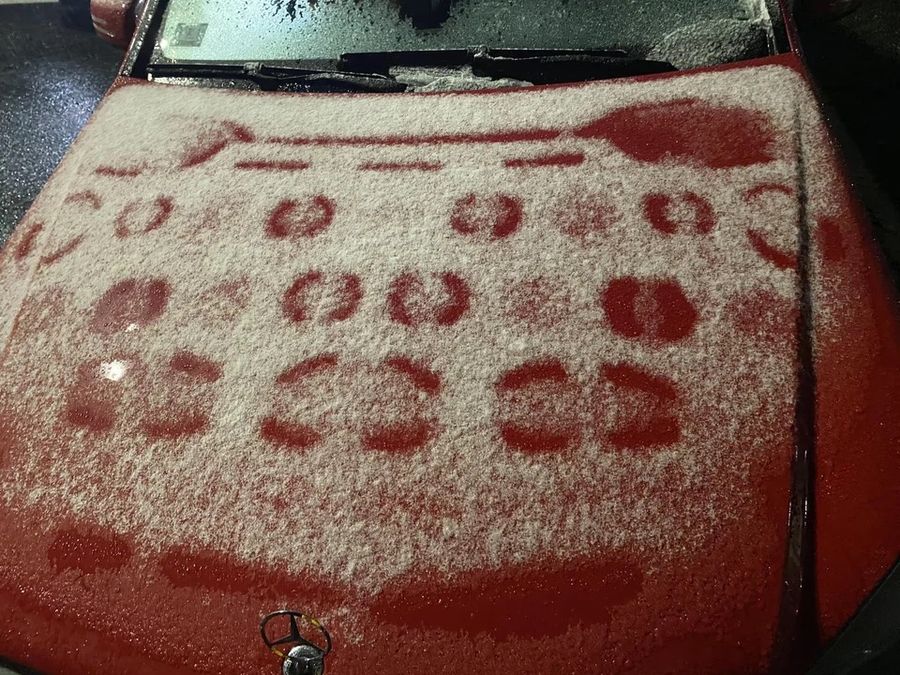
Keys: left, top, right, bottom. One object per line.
{"left": 1, "top": 55, "right": 898, "bottom": 674}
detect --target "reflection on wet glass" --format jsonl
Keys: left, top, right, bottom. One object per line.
{"left": 159, "top": 0, "right": 750, "bottom": 63}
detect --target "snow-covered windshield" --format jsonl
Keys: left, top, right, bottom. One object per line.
{"left": 155, "top": 0, "right": 772, "bottom": 65}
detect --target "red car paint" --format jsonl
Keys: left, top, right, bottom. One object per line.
{"left": 90, "top": 0, "right": 139, "bottom": 48}
{"left": 0, "top": 7, "right": 896, "bottom": 675}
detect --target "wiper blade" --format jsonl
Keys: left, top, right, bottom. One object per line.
{"left": 341, "top": 47, "right": 628, "bottom": 69}
{"left": 476, "top": 51, "right": 676, "bottom": 84}
{"left": 146, "top": 62, "right": 407, "bottom": 92}
{"left": 341, "top": 48, "right": 470, "bottom": 70}
{"left": 340, "top": 47, "right": 675, "bottom": 84}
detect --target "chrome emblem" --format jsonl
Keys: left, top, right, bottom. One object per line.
{"left": 260, "top": 610, "right": 332, "bottom": 675}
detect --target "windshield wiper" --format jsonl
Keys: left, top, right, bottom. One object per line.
{"left": 146, "top": 62, "right": 407, "bottom": 93}
{"left": 340, "top": 47, "right": 676, "bottom": 84}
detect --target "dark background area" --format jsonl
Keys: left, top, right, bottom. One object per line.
{"left": 0, "top": 3, "right": 121, "bottom": 243}
{"left": 0, "top": 1, "right": 897, "bottom": 674}
{"left": 800, "top": 0, "right": 900, "bottom": 282}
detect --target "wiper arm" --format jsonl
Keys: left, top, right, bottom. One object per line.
{"left": 146, "top": 62, "right": 407, "bottom": 92}
{"left": 340, "top": 47, "right": 675, "bottom": 84}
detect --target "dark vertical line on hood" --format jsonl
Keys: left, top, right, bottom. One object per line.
{"left": 772, "top": 104, "right": 821, "bottom": 673}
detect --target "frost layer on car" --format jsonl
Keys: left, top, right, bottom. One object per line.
{"left": 0, "top": 59, "right": 898, "bottom": 674}
{"left": 648, "top": 18, "right": 771, "bottom": 70}
{"left": 157, "top": 0, "right": 762, "bottom": 64}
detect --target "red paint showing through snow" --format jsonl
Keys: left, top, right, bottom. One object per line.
{"left": 262, "top": 355, "right": 339, "bottom": 450}
{"left": 387, "top": 272, "right": 471, "bottom": 327}
{"left": 47, "top": 527, "right": 132, "bottom": 575}
{"left": 371, "top": 553, "right": 643, "bottom": 640}
{"left": 744, "top": 183, "right": 795, "bottom": 200}
{"left": 498, "top": 359, "right": 568, "bottom": 390}
{"left": 643, "top": 192, "right": 716, "bottom": 235}
{"left": 39, "top": 235, "right": 84, "bottom": 268}
{"left": 265, "top": 196, "right": 335, "bottom": 240}
{"left": 269, "top": 128, "right": 561, "bottom": 147}
{"left": 94, "top": 165, "right": 143, "bottom": 178}
{"left": 600, "top": 277, "right": 699, "bottom": 343}
{"left": 281, "top": 272, "right": 362, "bottom": 324}
{"left": 574, "top": 98, "right": 778, "bottom": 168}
{"left": 159, "top": 547, "right": 344, "bottom": 603}
{"left": 64, "top": 191, "right": 102, "bottom": 209}
{"left": 264, "top": 99, "right": 778, "bottom": 172}
{"left": 13, "top": 222, "right": 42, "bottom": 261}
{"left": 276, "top": 354, "right": 340, "bottom": 386}
{"left": 450, "top": 194, "right": 522, "bottom": 240}
{"left": 140, "top": 352, "right": 223, "bottom": 441}
{"left": 139, "top": 414, "right": 209, "bottom": 440}
{"left": 599, "top": 363, "right": 681, "bottom": 450}
{"left": 504, "top": 152, "right": 585, "bottom": 168}
{"left": 496, "top": 358, "right": 582, "bottom": 454}
{"left": 90, "top": 278, "right": 171, "bottom": 335}
{"left": 362, "top": 357, "right": 442, "bottom": 453}
{"left": 168, "top": 351, "right": 223, "bottom": 383}
{"left": 358, "top": 160, "right": 443, "bottom": 172}
{"left": 234, "top": 160, "right": 310, "bottom": 171}
{"left": 817, "top": 216, "right": 846, "bottom": 263}
{"left": 64, "top": 356, "right": 135, "bottom": 433}
{"left": 747, "top": 229, "right": 798, "bottom": 270}
{"left": 114, "top": 197, "right": 174, "bottom": 238}
{"left": 259, "top": 417, "right": 321, "bottom": 450}
{"left": 384, "top": 356, "right": 442, "bottom": 394}
{"left": 362, "top": 420, "right": 435, "bottom": 453}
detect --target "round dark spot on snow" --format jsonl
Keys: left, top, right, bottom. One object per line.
{"left": 90, "top": 278, "right": 171, "bottom": 335}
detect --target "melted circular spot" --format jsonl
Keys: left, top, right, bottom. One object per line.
{"left": 281, "top": 272, "right": 362, "bottom": 324}
{"left": 13, "top": 286, "right": 69, "bottom": 338}
{"left": 496, "top": 358, "right": 583, "bottom": 453}
{"left": 387, "top": 272, "right": 471, "bottom": 327}
{"left": 90, "top": 278, "right": 171, "bottom": 335}
{"left": 114, "top": 196, "right": 173, "bottom": 238}
{"left": 361, "top": 357, "right": 442, "bottom": 453}
{"left": 555, "top": 193, "right": 620, "bottom": 244}
{"left": 506, "top": 277, "right": 571, "bottom": 329}
{"left": 266, "top": 196, "right": 335, "bottom": 240}
{"left": 64, "top": 356, "right": 142, "bottom": 433}
{"left": 138, "top": 352, "right": 223, "bottom": 441}
{"left": 595, "top": 363, "right": 681, "bottom": 450}
{"left": 642, "top": 192, "right": 716, "bottom": 235}
{"left": 450, "top": 193, "right": 522, "bottom": 240}
{"left": 600, "top": 277, "right": 698, "bottom": 343}
{"left": 261, "top": 354, "right": 341, "bottom": 451}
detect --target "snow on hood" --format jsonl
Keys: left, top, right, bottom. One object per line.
{"left": 0, "top": 61, "right": 861, "bottom": 673}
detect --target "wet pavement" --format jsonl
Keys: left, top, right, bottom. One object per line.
{"left": 0, "top": 3, "right": 120, "bottom": 244}
{"left": 0, "top": 2, "right": 897, "bottom": 674}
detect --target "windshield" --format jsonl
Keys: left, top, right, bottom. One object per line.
{"left": 154, "top": 0, "right": 773, "bottom": 66}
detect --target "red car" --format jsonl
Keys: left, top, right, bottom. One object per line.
{"left": 1, "top": 1, "right": 895, "bottom": 674}
{"left": 89, "top": 0, "right": 145, "bottom": 48}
